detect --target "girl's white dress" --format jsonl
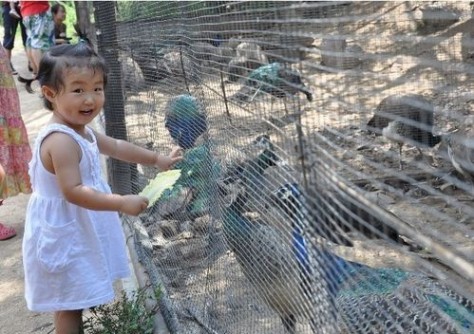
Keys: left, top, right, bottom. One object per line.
{"left": 23, "top": 124, "right": 130, "bottom": 312}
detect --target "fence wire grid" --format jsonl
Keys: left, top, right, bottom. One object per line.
{"left": 92, "top": 2, "right": 473, "bottom": 333}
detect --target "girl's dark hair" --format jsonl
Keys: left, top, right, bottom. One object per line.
{"left": 51, "top": 3, "right": 65, "bottom": 15}
{"left": 37, "top": 42, "right": 108, "bottom": 110}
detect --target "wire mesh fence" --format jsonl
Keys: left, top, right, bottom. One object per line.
{"left": 92, "top": 1, "right": 473, "bottom": 333}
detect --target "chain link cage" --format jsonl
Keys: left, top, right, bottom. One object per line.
{"left": 92, "top": 2, "right": 473, "bottom": 333}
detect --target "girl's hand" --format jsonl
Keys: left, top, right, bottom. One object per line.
{"left": 119, "top": 195, "right": 149, "bottom": 216}
{"left": 155, "top": 147, "right": 183, "bottom": 171}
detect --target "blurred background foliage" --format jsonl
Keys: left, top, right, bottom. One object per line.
{"left": 0, "top": 1, "right": 79, "bottom": 44}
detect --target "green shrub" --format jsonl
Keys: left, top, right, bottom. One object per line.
{"left": 54, "top": 1, "right": 79, "bottom": 44}
{"left": 82, "top": 286, "right": 162, "bottom": 334}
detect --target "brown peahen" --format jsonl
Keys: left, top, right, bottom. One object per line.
{"left": 367, "top": 94, "right": 442, "bottom": 170}
{"left": 446, "top": 115, "right": 474, "bottom": 183}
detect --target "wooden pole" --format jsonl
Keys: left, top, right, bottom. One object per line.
{"left": 93, "top": 1, "right": 133, "bottom": 195}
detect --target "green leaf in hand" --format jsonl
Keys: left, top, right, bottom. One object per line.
{"left": 139, "top": 169, "right": 182, "bottom": 208}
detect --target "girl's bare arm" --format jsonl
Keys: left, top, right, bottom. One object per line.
{"left": 42, "top": 132, "right": 147, "bottom": 215}
{"left": 94, "top": 130, "right": 182, "bottom": 170}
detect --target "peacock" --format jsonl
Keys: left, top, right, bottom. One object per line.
{"left": 153, "top": 144, "right": 220, "bottom": 219}
{"left": 156, "top": 134, "right": 276, "bottom": 219}
{"left": 271, "top": 182, "right": 474, "bottom": 334}
{"left": 446, "top": 115, "right": 474, "bottom": 183}
{"left": 225, "top": 135, "right": 407, "bottom": 249}
{"left": 222, "top": 134, "right": 280, "bottom": 212}
{"left": 222, "top": 190, "right": 337, "bottom": 334}
{"left": 164, "top": 94, "right": 207, "bottom": 150}
{"left": 230, "top": 62, "right": 313, "bottom": 104}
{"left": 366, "top": 94, "right": 442, "bottom": 170}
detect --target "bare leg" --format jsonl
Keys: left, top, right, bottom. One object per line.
{"left": 3, "top": 49, "right": 15, "bottom": 73}
{"left": 21, "top": 48, "right": 41, "bottom": 92}
{"left": 26, "top": 48, "right": 42, "bottom": 75}
{"left": 25, "top": 48, "right": 34, "bottom": 74}
{"left": 54, "top": 310, "right": 83, "bottom": 334}
{"left": 5, "top": 49, "right": 11, "bottom": 63}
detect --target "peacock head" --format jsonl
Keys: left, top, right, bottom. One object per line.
{"left": 253, "top": 134, "right": 280, "bottom": 168}
{"left": 164, "top": 94, "right": 207, "bottom": 149}
{"left": 271, "top": 183, "right": 310, "bottom": 225}
{"left": 252, "top": 134, "right": 272, "bottom": 149}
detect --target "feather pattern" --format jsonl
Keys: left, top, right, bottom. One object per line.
{"left": 274, "top": 183, "right": 474, "bottom": 334}
{"left": 231, "top": 62, "right": 313, "bottom": 103}
{"left": 223, "top": 135, "right": 280, "bottom": 211}
{"left": 164, "top": 94, "right": 207, "bottom": 149}
{"left": 157, "top": 144, "right": 220, "bottom": 218}
{"left": 223, "top": 192, "right": 337, "bottom": 334}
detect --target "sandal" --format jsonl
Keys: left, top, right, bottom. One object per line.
{"left": 0, "top": 223, "right": 16, "bottom": 240}
{"left": 17, "top": 75, "right": 36, "bottom": 94}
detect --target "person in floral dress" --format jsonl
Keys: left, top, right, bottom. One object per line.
{"left": 0, "top": 43, "right": 32, "bottom": 240}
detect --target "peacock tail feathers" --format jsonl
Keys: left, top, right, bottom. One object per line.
{"left": 318, "top": 248, "right": 474, "bottom": 333}
{"left": 224, "top": 186, "right": 474, "bottom": 333}
{"left": 313, "top": 245, "right": 474, "bottom": 333}
{"left": 336, "top": 274, "right": 474, "bottom": 334}
{"left": 271, "top": 182, "right": 473, "bottom": 333}
{"left": 335, "top": 266, "right": 409, "bottom": 297}
{"left": 246, "top": 62, "right": 282, "bottom": 87}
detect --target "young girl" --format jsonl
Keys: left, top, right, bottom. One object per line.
{"left": 22, "top": 42, "right": 182, "bottom": 333}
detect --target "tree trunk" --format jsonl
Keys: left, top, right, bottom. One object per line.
{"left": 74, "top": 2, "right": 97, "bottom": 48}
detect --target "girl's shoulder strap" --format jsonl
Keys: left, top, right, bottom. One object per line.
{"left": 35, "top": 124, "right": 89, "bottom": 148}
{"left": 29, "top": 124, "right": 88, "bottom": 186}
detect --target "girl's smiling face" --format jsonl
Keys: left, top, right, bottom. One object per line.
{"left": 42, "top": 67, "right": 105, "bottom": 133}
